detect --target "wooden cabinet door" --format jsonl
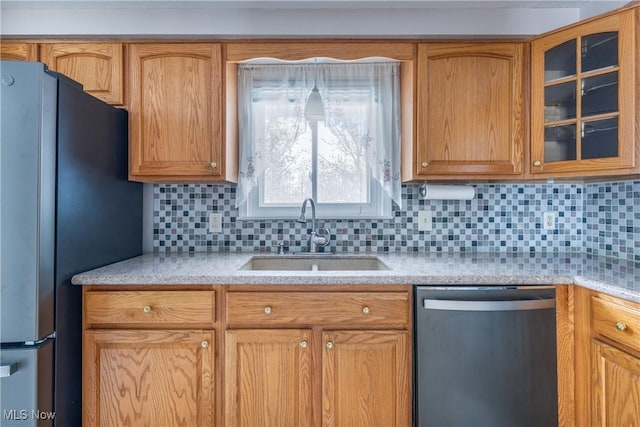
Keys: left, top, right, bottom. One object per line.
{"left": 530, "top": 9, "right": 637, "bottom": 177}
{"left": 0, "top": 42, "right": 38, "bottom": 61}
{"left": 40, "top": 43, "right": 124, "bottom": 105}
{"left": 322, "top": 330, "right": 410, "bottom": 427}
{"left": 225, "top": 329, "right": 313, "bottom": 427}
{"left": 414, "top": 43, "right": 524, "bottom": 178}
{"left": 592, "top": 340, "right": 640, "bottom": 426}
{"left": 83, "top": 329, "right": 215, "bottom": 427}
{"left": 128, "top": 43, "right": 223, "bottom": 181}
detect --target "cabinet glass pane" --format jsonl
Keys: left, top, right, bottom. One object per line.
{"left": 582, "top": 117, "right": 618, "bottom": 159}
{"left": 544, "top": 124, "right": 576, "bottom": 162}
{"left": 545, "top": 39, "right": 576, "bottom": 82}
{"left": 581, "top": 71, "right": 617, "bottom": 117}
{"left": 582, "top": 32, "right": 618, "bottom": 73}
{"left": 544, "top": 81, "right": 576, "bottom": 122}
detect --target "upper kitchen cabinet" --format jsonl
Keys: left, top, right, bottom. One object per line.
{"left": 406, "top": 42, "right": 525, "bottom": 180}
{"left": 0, "top": 42, "right": 38, "bottom": 61}
{"left": 530, "top": 8, "right": 638, "bottom": 177}
{"left": 40, "top": 43, "right": 124, "bottom": 105}
{"left": 128, "top": 43, "right": 236, "bottom": 182}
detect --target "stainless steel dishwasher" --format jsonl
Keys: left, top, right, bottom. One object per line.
{"left": 414, "top": 286, "right": 558, "bottom": 427}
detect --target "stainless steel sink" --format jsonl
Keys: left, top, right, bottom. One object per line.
{"left": 239, "top": 255, "right": 389, "bottom": 271}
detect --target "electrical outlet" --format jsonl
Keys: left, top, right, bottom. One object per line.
{"left": 209, "top": 213, "right": 222, "bottom": 233}
{"left": 543, "top": 212, "right": 556, "bottom": 231}
{"left": 418, "top": 211, "right": 432, "bottom": 232}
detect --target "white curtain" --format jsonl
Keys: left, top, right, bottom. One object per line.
{"left": 236, "top": 61, "right": 402, "bottom": 209}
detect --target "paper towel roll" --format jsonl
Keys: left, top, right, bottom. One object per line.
{"left": 420, "top": 184, "right": 475, "bottom": 200}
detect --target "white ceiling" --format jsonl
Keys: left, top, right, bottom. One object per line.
{"left": 0, "top": 0, "right": 630, "bottom": 36}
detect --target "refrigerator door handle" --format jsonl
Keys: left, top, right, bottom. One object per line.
{"left": 0, "top": 362, "right": 17, "bottom": 378}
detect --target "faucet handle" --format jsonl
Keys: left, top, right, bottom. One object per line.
{"left": 272, "top": 242, "right": 286, "bottom": 255}
{"left": 316, "top": 227, "right": 331, "bottom": 248}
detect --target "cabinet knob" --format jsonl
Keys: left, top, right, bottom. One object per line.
{"left": 421, "top": 161, "right": 429, "bottom": 168}
{"left": 201, "top": 340, "right": 209, "bottom": 349}
{"left": 533, "top": 160, "right": 542, "bottom": 167}
{"left": 326, "top": 341, "right": 334, "bottom": 349}
{"left": 362, "top": 306, "right": 371, "bottom": 315}
{"left": 300, "top": 340, "right": 308, "bottom": 349}
{"left": 615, "top": 322, "right": 627, "bottom": 332}
{"left": 143, "top": 305, "right": 151, "bottom": 313}
{"left": 210, "top": 161, "right": 217, "bottom": 169}
{"left": 264, "top": 306, "right": 272, "bottom": 315}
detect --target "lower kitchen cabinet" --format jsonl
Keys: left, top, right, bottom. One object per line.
{"left": 590, "top": 291, "right": 640, "bottom": 426}
{"left": 322, "top": 330, "right": 410, "bottom": 427}
{"left": 83, "top": 286, "right": 411, "bottom": 426}
{"left": 225, "top": 329, "right": 313, "bottom": 427}
{"left": 82, "top": 288, "right": 218, "bottom": 427}
{"left": 224, "top": 287, "right": 412, "bottom": 427}
{"left": 591, "top": 340, "right": 640, "bottom": 425}
{"left": 224, "top": 328, "right": 410, "bottom": 427}
{"left": 83, "top": 329, "right": 215, "bottom": 427}
{"left": 573, "top": 287, "right": 640, "bottom": 427}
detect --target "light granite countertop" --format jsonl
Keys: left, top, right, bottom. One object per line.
{"left": 71, "top": 252, "right": 640, "bottom": 303}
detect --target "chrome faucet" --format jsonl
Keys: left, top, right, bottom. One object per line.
{"left": 296, "top": 198, "right": 330, "bottom": 252}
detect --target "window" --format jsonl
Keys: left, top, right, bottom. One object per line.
{"left": 236, "top": 60, "right": 402, "bottom": 219}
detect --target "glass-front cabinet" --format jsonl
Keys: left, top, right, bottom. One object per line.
{"left": 530, "top": 9, "right": 637, "bottom": 176}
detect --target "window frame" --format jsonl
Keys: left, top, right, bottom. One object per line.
{"left": 239, "top": 118, "right": 392, "bottom": 220}
{"left": 226, "top": 42, "right": 414, "bottom": 219}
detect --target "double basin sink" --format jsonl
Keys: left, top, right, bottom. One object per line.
{"left": 239, "top": 254, "right": 389, "bottom": 271}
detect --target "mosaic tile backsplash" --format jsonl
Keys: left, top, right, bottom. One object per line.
{"left": 584, "top": 180, "right": 640, "bottom": 261}
{"left": 154, "top": 179, "right": 640, "bottom": 261}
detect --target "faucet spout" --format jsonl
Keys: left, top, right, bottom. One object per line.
{"left": 297, "top": 198, "right": 329, "bottom": 252}
{"left": 298, "top": 198, "right": 317, "bottom": 230}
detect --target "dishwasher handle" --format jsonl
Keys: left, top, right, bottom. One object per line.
{"left": 423, "top": 298, "right": 555, "bottom": 312}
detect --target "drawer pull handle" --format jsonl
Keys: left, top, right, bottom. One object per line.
{"left": 143, "top": 305, "right": 152, "bottom": 313}
{"left": 326, "top": 341, "right": 334, "bottom": 349}
{"left": 264, "top": 306, "right": 273, "bottom": 315}
{"left": 615, "top": 322, "right": 627, "bottom": 332}
{"left": 300, "top": 340, "right": 308, "bottom": 349}
{"left": 210, "top": 161, "right": 217, "bottom": 169}
{"left": 533, "top": 160, "right": 542, "bottom": 167}
{"left": 201, "top": 340, "right": 209, "bottom": 349}
{"left": 362, "top": 306, "right": 371, "bottom": 315}
{"left": 421, "top": 161, "right": 429, "bottom": 168}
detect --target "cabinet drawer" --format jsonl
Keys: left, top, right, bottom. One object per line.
{"left": 226, "top": 291, "right": 409, "bottom": 327}
{"left": 85, "top": 291, "right": 215, "bottom": 327}
{"left": 591, "top": 295, "right": 640, "bottom": 352}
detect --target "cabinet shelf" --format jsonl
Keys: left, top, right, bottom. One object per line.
{"left": 581, "top": 64, "right": 618, "bottom": 78}
{"left": 544, "top": 75, "right": 576, "bottom": 86}
{"left": 544, "top": 118, "right": 577, "bottom": 127}
{"left": 580, "top": 111, "right": 619, "bottom": 122}
{"left": 543, "top": 65, "right": 619, "bottom": 87}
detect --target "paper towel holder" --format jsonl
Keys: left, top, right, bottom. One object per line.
{"left": 419, "top": 183, "right": 476, "bottom": 200}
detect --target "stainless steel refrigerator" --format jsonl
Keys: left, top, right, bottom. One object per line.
{"left": 0, "top": 61, "right": 142, "bottom": 426}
